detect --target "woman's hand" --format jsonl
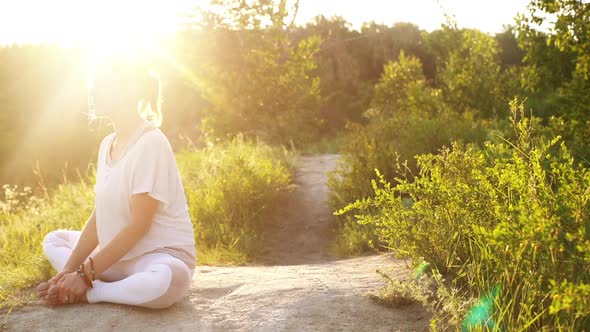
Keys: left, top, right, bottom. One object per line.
{"left": 56, "top": 271, "right": 89, "bottom": 304}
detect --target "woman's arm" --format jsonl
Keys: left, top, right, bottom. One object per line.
{"left": 56, "top": 194, "right": 159, "bottom": 303}
{"left": 82, "top": 193, "right": 159, "bottom": 277}
{"left": 62, "top": 207, "right": 99, "bottom": 273}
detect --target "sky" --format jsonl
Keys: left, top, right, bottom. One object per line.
{"left": 0, "top": 0, "right": 531, "bottom": 45}
{"left": 295, "top": 0, "right": 530, "bottom": 33}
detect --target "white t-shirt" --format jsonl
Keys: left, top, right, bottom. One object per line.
{"left": 94, "top": 119, "right": 196, "bottom": 263}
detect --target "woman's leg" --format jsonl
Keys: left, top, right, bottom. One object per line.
{"left": 42, "top": 229, "right": 85, "bottom": 273}
{"left": 42, "top": 230, "right": 194, "bottom": 308}
{"left": 41, "top": 229, "right": 126, "bottom": 281}
{"left": 86, "top": 252, "right": 193, "bottom": 309}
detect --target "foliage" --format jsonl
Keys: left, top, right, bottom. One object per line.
{"left": 328, "top": 53, "right": 488, "bottom": 256}
{"left": 0, "top": 185, "right": 41, "bottom": 215}
{"left": 177, "top": 137, "right": 295, "bottom": 264}
{"left": 1, "top": 14, "right": 532, "bottom": 189}
{"left": 0, "top": 139, "right": 294, "bottom": 309}
{"left": 368, "top": 51, "right": 435, "bottom": 118}
{"left": 299, "top": 131, "right": 349, "bottom": 154}
{"left": 495, "top": 25, "right": 525, "bottom": 70}
{"left": 515, "top": 0, "right": 590, "bottom": 163}
{"left": 191, "top": 0, "right": 323, "bottom": 148}
{"left": 0, "top": 45, "right": 106, "bottom": 189}
{"left": 329, "top": 111, "right": 486, "bottom": 213}
{"left": 522, "top": 0, "right": 590, "bottom": 80}
{"left": 535, "top": 113, "right": 590, "bottom": 166}
{"left": 293, "top": 18, "right": 435, "bottom": 128}
{"left": 429, "top": 29, "right": 506, "bottom": 118}
{"left": 0, "top": 177, "right": 95, "bottom": 310}
{"left": 371, "top": 269, "right": 476, "bottom": 331}
{"left": 329, "top": 214, "right": 380, "bottom": 256}
{"left": 337, "top": 99, "right": 590, "bottom": 330}
{"left": 368, "top": 269, "right": 430, "bottom": 309}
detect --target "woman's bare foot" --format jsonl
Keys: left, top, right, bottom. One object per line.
{"left": 36, "top": 279, "right": 59, "bottom": 301}
{"left": 45, "top": 284, "right": 63, "bottom": 307}
{"left": 37, "top": 271, "right": 67, "bottom": 301}
{"left": 44, "top": 284, "right": 89, "bottom": 306}
{"left": 36, "top": 281, "right": 51, "bottom": 300}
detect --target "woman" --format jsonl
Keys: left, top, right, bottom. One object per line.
{"left": 35, "top": 55, "right": 197, "bottom": 309}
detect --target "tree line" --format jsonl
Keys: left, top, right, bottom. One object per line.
{"left": 0, "top": 0, "right": 587, "bottom": 190}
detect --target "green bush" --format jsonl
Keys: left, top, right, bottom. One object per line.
{"left": 337, "top": 99, "right": 590, "bottom": 330}
{"left": 329, "top": 111, "right": 487, "bottom": 211}
{"left": 328, "top": 52, "right": 488, "bottom": 256}
{"left": 436, "top": 29, "right": 505, "bottom": 117}
{"left": 177, "top": 137, "right": 295, "bottom": 264}
{"left": 0, "top": 138, "right": 294, "bottom": 310}
{"left": 196, "top": 14, "right": 324, "bottom": 147}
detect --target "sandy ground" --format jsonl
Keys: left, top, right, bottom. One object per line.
{"left": 2, "top": 154, "right": 430, "bottom": 332}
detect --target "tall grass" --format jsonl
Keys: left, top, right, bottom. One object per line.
{"left": 0, "top": 179, "right": 95, "bottom": 310}
{"left": 0, "top": 137, "right": 295, "bottom": 310}
{"left": 177, "top": 136, "right": 295, "bottom": 264}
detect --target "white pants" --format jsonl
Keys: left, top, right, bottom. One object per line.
{"left": 42, "top": 229, "right": 194, "bottom": 309}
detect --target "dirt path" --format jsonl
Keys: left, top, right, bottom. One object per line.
{"left": 255, "top": 154, "right": 341, "bottom": 265}
{"left": 3, "top": 154, "right": 429, "bottom": 332}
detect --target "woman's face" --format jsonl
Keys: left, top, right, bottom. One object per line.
{"left": 89, "top": 60, "right": 145, "bottom": 118}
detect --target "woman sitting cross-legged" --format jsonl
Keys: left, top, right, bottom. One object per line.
{"left": 36, "top": 55, "right": 197, "bottom": 309}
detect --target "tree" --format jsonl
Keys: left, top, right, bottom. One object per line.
{"left": 523, "top": 0, "right": 590, "bottom": 79}
{"left": 428, "top": 28, "right": 504, "bottom": 117}
{"left": 368, "top": 51, "right": 442, "bottom": 119}
{"left": 495, "top": 25, "right": 525, "bottom": 69}
{"left": 515, "top": 0, "right": 589, "bottom": 129}
{"left": 185, "top": 0, "right": 323, "bottom": 147}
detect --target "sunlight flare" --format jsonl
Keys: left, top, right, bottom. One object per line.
{"left": 1, "top": 0, "right": 200, "bottom": 55}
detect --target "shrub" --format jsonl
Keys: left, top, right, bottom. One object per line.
{"left": 336, "top": 99, "right": 590, "bottom": 330}
{"left": 329, "top": 110, "right": 487, "bottom": 211}
{"left": 196, "top": 7, "right": 324, "bottom": 148}
{"left": 328, "top": 111, "right": 487, "bottom": 256}
{"left": 437, "top": 29, "right": 504, "bottom": 117}
{"left": 177, "top": 137, "right": 295, "bottom": 264}
{"left": 328, "top": 52, "right": 488, "bottom": 256}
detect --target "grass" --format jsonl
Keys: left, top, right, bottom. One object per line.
{"left": 368, "top": 267, "right": 474, "bottom": 331}
{"left": 328, "top": 215, "right": 380, "bottom": 257}
{"left": 0, "top": 179, "right": 94, "bottom": 311}
{"left": 299, "top": 132, "right": 349, "bottom": 155}
{"left": 0, "top": 137, "right": 296, "bottom": 312}
{"left": 177, "top": 137, "right": 296, "bottom": 265}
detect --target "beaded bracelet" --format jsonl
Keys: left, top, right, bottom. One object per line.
{"left": 88, "top": 256, "right": 96, "bottom": 281}
{"left": 76, "top": 264, "right": 93, "bottom": 288}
